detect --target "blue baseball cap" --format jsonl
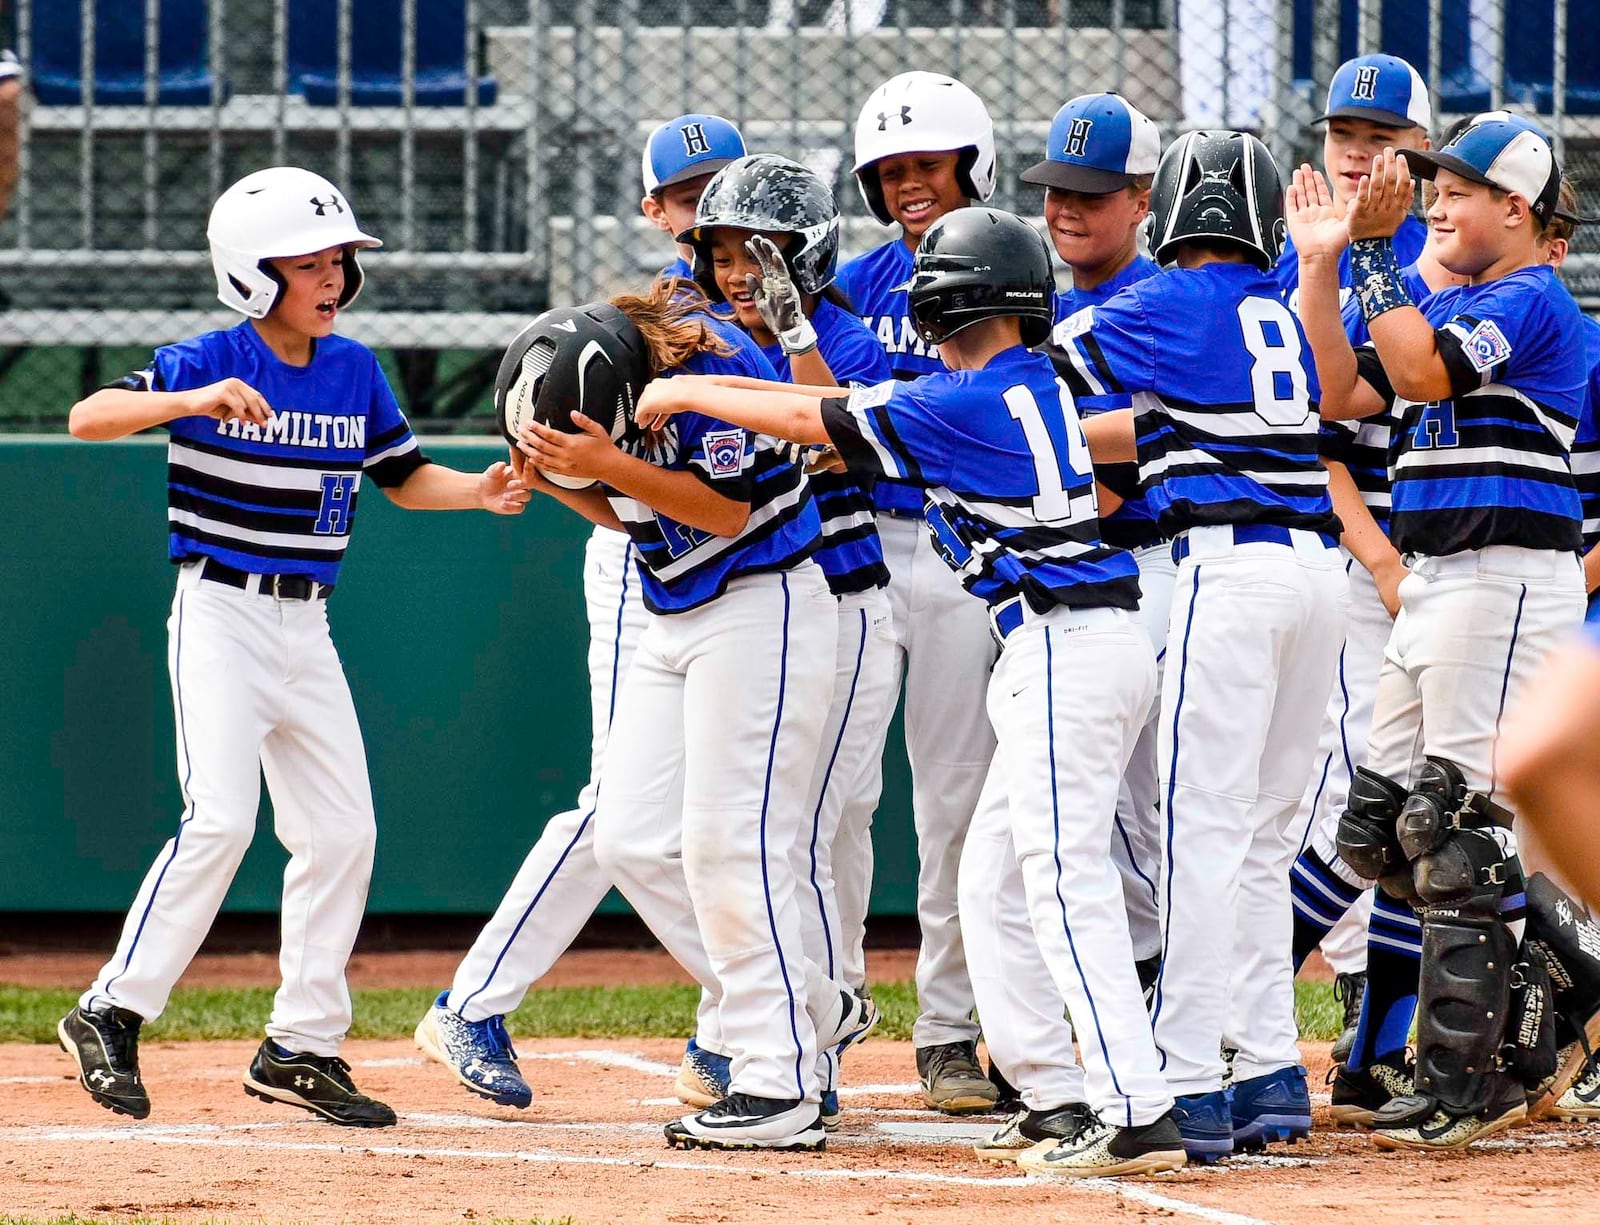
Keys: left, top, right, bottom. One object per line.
{"left": 641, "top": 114, "right": 746, "bottom": 195}
{"left": 1317, "top": 54, "right": 1431, "bottom": 130}
{"left": 1021, "top": 93, "right": 1160, "bottom": 193}
{"left": 1400, "top": 118, "right": 1562, "bottom": 227}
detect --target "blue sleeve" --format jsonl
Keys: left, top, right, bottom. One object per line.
{"left": 1050, "top": 289, "right": 1157, "bottom": 403}
{"left": 824, "top": 319, "right": 892, "bottom": 387}
{"left": 149, "top": 334, "right": 222, "bottom": 395}
{"left": 671, "top": 410, "right": 760, "bottom": 501}
{"left": 1435, "top": 275, "right": 1551, "bottom": 400}
{"left": 362, "top": 353, "right": 428, "bottom": 486}
{"left": 821, "top": 377, "right": 956, "bottom": 488}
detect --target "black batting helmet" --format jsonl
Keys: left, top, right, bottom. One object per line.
{"left": 678, "top": 154, "right": 842, "bottom": 304}
{"left": 494, "top": 303, "right": 650, "bottom": 486}
{"left": 1148, "top": 130, "right": 1285, "bottom": 270}
{"left": 906, "top": 207, "right": 1055, "bottom": 349}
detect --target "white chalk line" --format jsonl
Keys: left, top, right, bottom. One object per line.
{"left": 0, "top": 1121, "right": 1280, "bottom": 1225}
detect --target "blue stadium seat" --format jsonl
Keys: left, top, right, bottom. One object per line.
{"left": 287, "top": 0, "right": 496, "bottom": 107}
{"left": 30, "top": 0, "right": 218, "bottom": 106}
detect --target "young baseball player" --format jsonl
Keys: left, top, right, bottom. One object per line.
{"left": 1070, "top": 131, "right": 1347, "bottom": 1160}
{"left": 414, "top": 114, "right": 746, "bottom": 1113}
{"left": 513, "top": 282, "right": 876, "bottom": 1152}
{"left": 1276, "top": 54, "right": 1433, "bottom": 1028}
{"left": 1275, "top": 53, "right": 1431, "bottom": 314}
{"left": 676, "top": 152, "right": 896, "bottom": 1124}
{"left": 835, "top": 68, "right": 1001, "bottom": 1114}
{"left": 56, "top": 167, "right": 529, "bottom": 1126}
{"left": 960, "top": 93, "right": 1168, "bottom": 1163}
{"left": 1292, "top": 118, "right": 1588, "bottom": 1149}
{"left": 1030, "top": 90, "right": 1165, "bottom": 988}
{"left": 635, "top": 205, "right": 1189, "bottom": 1179}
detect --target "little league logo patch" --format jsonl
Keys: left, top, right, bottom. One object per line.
{"left": 703, "top": 429, "right": 746, "bottom": 479}
{"left": 1463, "top": 319, "right": 1512, "bottom": 372}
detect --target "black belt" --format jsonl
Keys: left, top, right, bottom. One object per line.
{"left": 199, "top": 558, "right": 329, "bottom": 600}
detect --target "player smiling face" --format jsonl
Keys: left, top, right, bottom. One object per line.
{"left": 1044, "top": 185, "right": 1149, "bottom": 283}
{"left": 1325, "top": 117, "right": 1426, "bottom": 206}
{"left": 707, "top": 226, "right": 789, "bottom": 340}
{"left": 873, "top": 152, "right": 967, "bottom": 240}
{"left": 1424, "top": 167, "right": 1525, "bottom": 279}
{"left": 258, "top": 244, "right": 347, "bottom": 353}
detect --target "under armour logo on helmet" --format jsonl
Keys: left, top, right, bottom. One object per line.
{"left": 877, "top": 105, "right": 913, "bottom": 130}
{"left": 1351, "top": 65, "right": 1381, "bottom": 101}
{"left": 680, "top": 123, "right": 711, "bottom": 158}
{"left": 1063, "top": 117, "right": 1094, "bottom": 159}
{"left": 309, "top": 195, "right": 345, "bottom": 216}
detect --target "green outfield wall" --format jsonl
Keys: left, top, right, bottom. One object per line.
{"left": 0, "top": 437, "right": 921, "bottom": 916}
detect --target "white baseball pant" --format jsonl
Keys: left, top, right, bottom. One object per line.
{"left": 868, "top": 512, "right": 996, "bottom": 1048}
{"left": 1151, "top": 527, "right": 1347, "bottom": 1094}
{"left": 593, "top": 564, "right": 845, "bottom": 1103}
{"left": 1115, "top": 540, "right": 1176, "bottom": 965}
{"left": 446, "top": 527, "right": 646, "bottom": 1021}
{"left": 84, "top": 560, "right": 376, "bottom": 1058}
{"left": 964, "top": 602, "right": 1169, "bottom": 1127}
{"left": 1364, "top": 546, "right": 1587, "bottom": 808}
{"left": 797, "top": 586, "right": 898, "bottom": 1088}
{"left": 1288, "top": 556, "right": 1393, "bottom": 971}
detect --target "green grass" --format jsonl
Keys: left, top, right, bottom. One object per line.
{"left": 0, "top": 979, "right": 1341, "bottom": 1045}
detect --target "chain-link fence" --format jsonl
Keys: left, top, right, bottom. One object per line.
{"left": 1, "top": 0, "right": 1596, "bottom": 430}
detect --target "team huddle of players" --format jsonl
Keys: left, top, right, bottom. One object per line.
{"left": 54, "top": 46, "right": 1600, "bottom": 1183}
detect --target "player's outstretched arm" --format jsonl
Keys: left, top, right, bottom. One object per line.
{"left": 635, "top": 376, "right": 831, "bottom": 446}
{"left": 1287, "top": 164, "right": 1373, "bottom": 421}
{"left": 68, "top": 378, "right": 272, "bottom": 441}
{"left": 382, "top": 460, "right": 530, "bottom": 514}
{"left": 516, "top": 415, "right": 749, "bottom": 538}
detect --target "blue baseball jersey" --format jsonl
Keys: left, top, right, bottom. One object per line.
{"left": 1052, "top": 254, "right": 1163, "bottom": 549}
{"left": 1275, "top": 214, "right": 1428, "bottom": 313}
{"left": 820, "top": 345, "right": 1141, "bottom": 613}
{"left": 1055, "top": 262, "right": 1337, "bottom": 537}
{"left": 1356, "top": 264, "right": 1587, "bottom": 556}
{"left": 759, "top": 297, "right": 892, "bottom": 596}
{"left": 661, "top": 255, "right": 693, "bottom": 280}
{"left": 1567, "top": 314, "right": 1600, "bottom": 554}
{"left": 836, "top": 237, "right": 945, "bottom": 516}
{"left": 607, "top": 312, "right": 821, "bottom": 613}
{"left": 1319, "top": 262, "right": 1434, "bottom": 539}
{"left": 120, "top": 321, "right": 426, "bottom": 587}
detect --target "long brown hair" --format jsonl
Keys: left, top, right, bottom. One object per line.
{"left": 610, "top": 277, "right": 736, "bottom": 375}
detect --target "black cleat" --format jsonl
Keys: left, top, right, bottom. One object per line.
{"left": 58, "top": 1005, "right": 150, "bottom": 1119}
{"left": 1328, "top": 1049, "right": 1414, "bottom": 1129}
{"left": 243, "top": 1039, "right": 396, "bottom": 1127}
{"left": 1331, "top": 971, "right": 1367, "bottom": 1065}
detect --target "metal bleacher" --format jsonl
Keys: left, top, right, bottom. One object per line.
{"left": 1, "top": 0, "right": 1596, "bottom": 428}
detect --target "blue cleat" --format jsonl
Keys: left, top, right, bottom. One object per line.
{"left": 414, "top": 991, "right": 532, "bottom": 1108}
{"left": 1231, "top": 1065, "right": 1312, "bottom": 1151}
{"left": 674, "top": 1037, "right": 732, "bottom": 1109}
{"left": 1172, "top": 1088, "right": 1235, "bottom": 1162}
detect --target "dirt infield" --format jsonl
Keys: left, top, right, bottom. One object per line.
{"left": 4, "top": 1033, "right": 1597, "bottom": 1224}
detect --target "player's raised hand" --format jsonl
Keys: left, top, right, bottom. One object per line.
{"left": 1347, "top": 147, "right": 1415, "bottom": 241}
{"left": 516, "top": 413, "right": 619, "bottom": 484}
{"left": 745, "top": 236, "right": 817, "bottom": 356}
{"left": 1284, "top": 164, "right": 1349, "bottom": 260}
{"left": 477, "top": 460, "right": 531, "bottom": 515}
{"left": 185, "top": 377, "right": 273, "bottom": 425}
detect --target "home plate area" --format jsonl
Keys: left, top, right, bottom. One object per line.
{"left": 2, "top": 1038, "right": 1597, "bottom": 1223}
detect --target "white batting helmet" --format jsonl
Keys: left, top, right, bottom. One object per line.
{"left": 852, "top": 72, "right": 996, "bottom": 226}
{"left": 207, "top": 166, "right": 382, "bottom": 318}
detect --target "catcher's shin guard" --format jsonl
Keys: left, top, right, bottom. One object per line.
{"left": 1414, "top": 911, "right": 1519, "bottom": 1115}
{"left": 1336, "top": 768, "right": 1412, "bottom": 899}
{"left": 1522, "top": 873, "right": 1600, "bottom": 1116}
